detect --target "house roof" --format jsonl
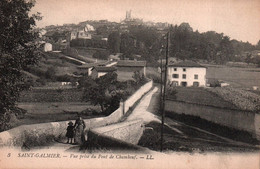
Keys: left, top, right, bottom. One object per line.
{"left": 92, "top": 66, "right": 117, "bottom": 72}
{"left": 109, "top": 53, "right": 122, "bottom": 60}
{"left": 77, "top": 62, "right": 107, "bottom": 69}
{"left": 117, "top": 60, "right": 146, "bottom": 67}
{"left": 168, "top": 60, "right": 205, "bottom": 68}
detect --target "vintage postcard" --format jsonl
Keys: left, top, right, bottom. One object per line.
{"left": 0, "top": 0, "right": 259, "bottom": 168}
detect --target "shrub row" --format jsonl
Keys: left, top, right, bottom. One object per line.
{"left": 19, "top": 88, "right": 83, "bottom": 102}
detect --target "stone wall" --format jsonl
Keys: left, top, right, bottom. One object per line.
{"left": 124, "top": 80, "right": 153, "bottom": 114}
{"left": 0, "top": 110, "right": 123, "bottom": 147}
{"left": 90, "top": 119, "right": 144, "bottom": 145}
{"left": 165, "top": 99, "right": 260, "bottom": 140}
{"left": 0, "top": 80, "right": 153, "bottom": 147}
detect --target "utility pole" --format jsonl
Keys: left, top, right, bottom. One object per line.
{"left": 160, "top": 50, "right": 163, "bottom": 107}
{"left": 160, "top": 27, "right": 170, "bottom": 152}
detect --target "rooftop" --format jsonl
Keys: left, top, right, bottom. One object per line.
{"left": 117, "top": 60, "right": 146, "bottom": 67}
{"left": 92, "top": 66, "right": 117, "bottom": 72}
{"left": 168, "top": 60, "right": 205, "bottom": 68}
{"left": 77, "top": 61, "right": 108, "bottom": 69}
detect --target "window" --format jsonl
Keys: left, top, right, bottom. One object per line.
{"left": 172, "top": 74, "right": 179, "bottom": 78}
{"left": 174, "top": 68, "right": 177, "bottom": 71}
{"left": 193, "top": 82, "right": 199, "bottom": 87}
{"left": 182, "top": 74, "right": 186, "bottom": 79}
{"left": 194, "top": 74, "right": 198, "bottom": 79}
{"left": 183, "top": 68, "right": 186, "bottom": 72}
{"left": 181, "top": 82, "right": 187, "bottom": 87}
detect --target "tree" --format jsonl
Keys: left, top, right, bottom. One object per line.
{"left": 216, "top": 36, "right": 234, "bottom": 64}
{"left": 0, "top": 0, "right": 41, "bottom": 131}
{"left": 108, "top": 31, "right": 120, "bottom": 53}
{"left": 256, "top": 40, "right": 260, "bottom": 50}
{"left": 245, "top": 53, "right": 252, "bottom": 65}
{"left": 132, "top": 71, "right": 146, "bottom": 85}
{"left": 92, "top": 50, "right": 110, "bottom": 60}
{"left": 82, "top": 72, "right": 124, "bottom": 114}
{"left": 120, "top": 32, "right": 136, "bottom": 57}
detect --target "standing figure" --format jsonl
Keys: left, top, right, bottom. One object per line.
{"left": 66, "top": 121, "right": 74, "bottom": 144}
{"left": 74, "top": 116, "right": 86, "bottom": 145}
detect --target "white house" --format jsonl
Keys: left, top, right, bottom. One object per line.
{"left": 44, "top": 43, "right": 52, "bottom": 52}
{"left": 70, "top": 31, "right": 78, "bottom": 40}
{"left": 77, "top": 30, "right": 92, "bottom": 39}
{"left": 167, "top": 61, "right": 206, "bottom": 87}
{"left": 84, "top": 24, "right": 95, "bottom": 32}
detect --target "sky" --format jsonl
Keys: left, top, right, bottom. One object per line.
{"left": 31, "top": 0, "right": 260, "bottom": 45}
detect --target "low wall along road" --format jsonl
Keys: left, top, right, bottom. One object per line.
{"left": 0, "top": 81, "right": 153, "bottom": 147}
{"left": 165, "top": 99, "right": 260, "bottom": 141}
{"left": 88, "top": 119, "right": 144, "bottom": 146}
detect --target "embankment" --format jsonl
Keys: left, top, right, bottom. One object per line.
{"left": 165, "top": 99, "right": 260, "bottom": 141}
{"left": 86, "top": 119, "right": 145, "bottom": 150}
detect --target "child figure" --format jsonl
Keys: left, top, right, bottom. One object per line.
{"left": 66, "top": 121, "right": 74, "bottom": 144}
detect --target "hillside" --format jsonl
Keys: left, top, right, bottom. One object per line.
{"left": 24, "top": 52, "right": 82, "bottom": 86}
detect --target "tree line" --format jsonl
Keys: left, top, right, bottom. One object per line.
{"left": 107, "top": 23, "right": 259, "bottom": 65}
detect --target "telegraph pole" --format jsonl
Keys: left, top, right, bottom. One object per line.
{"left": 160, "top": 27, "right": 170, "bottom": 152}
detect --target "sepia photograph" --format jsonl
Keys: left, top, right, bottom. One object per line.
{"left": 0, "top": 0, "right": 259, "bottom": 168}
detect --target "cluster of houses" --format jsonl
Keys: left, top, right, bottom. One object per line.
{"left": 40, "top": 10, "right": 170, "bottom": 52}
{"left": 77, "top": 59, "right": 146, "bottom": 81}
{"left": 39, "top": 10, "right": 212, "bottom": 88}
{"left": 76, "top": 57, "right": 209, "bottom": 88}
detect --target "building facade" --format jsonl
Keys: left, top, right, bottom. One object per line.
{"left": 168, "top": 61, "right": 206, "bottom": 87}
{"left": 116, "top": 60, "right": 146, "bottom": 76}
{"left": 91, "top": 66, "right": 117, "bottom": 79}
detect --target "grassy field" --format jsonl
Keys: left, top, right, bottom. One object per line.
{"left": 168, "top": 87, "right": 238, "bottom": 109}
{"left": 15, "top": 102, "right": 102, "bottom": 127}
{"left": 205, "top": 64, "right": 260, "bottom": 89}
{"left": 72, "top": 47, "right": 105, "bottom": 63}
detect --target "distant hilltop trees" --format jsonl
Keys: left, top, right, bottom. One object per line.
{"left": 41, "top": 12, "right": 259, "bottom": 66}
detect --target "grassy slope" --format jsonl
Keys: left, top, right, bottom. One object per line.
{"left": 27, "top": 52, "right": 80, "bottom": 78}
{"left": 168, "top": 87, "right": 238, "bottom": 109}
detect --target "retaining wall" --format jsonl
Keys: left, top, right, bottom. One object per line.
{"left": 90, "top": 119, "right": 144, "bottom": 145}
{"left": 165, "top": 99, "right": 260, "bottom": 140}
{"left": 124, "top": 80, "right": 153, "bottom": 113}
{"left": 88, "top": 119, "right": 144, "bottom": 145}
{"left": 0, "top": 81, "right": 153, "bottom": 147}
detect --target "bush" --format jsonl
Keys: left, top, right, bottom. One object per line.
{"left": 209, "top": 79, "right": 221, "bottom": 87}
{"left": 12, "top": 107, "right": 27, "bottom": 119}
{"left": 22, "top": 130, "right": 55, "bottom": 149}
{"left": 92, "top": 50, "right": 110, "bottom": 60}
{"left": 19, "top": 88, "right": 83, "bottom": 102}
{"left": 146, "top": 72, "right": 161, "bottom": 83}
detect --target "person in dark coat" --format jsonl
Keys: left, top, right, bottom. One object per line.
{"left": 66, "top": 121, "right": 74, "bottom": 144}
{"left": 74, "top": 115, "right": 86, "bottom": 145}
